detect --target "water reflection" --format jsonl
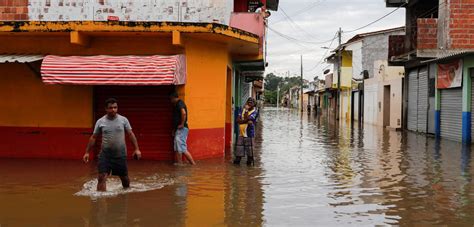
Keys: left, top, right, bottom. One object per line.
{"left": 2, "top": 108, "right": 474, "bottom": 226}
{"left": 259, "top": 108, "right": 474, "bottom": 226}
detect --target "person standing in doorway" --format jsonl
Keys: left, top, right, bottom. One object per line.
{"left": 83, "top": 98, "right": 142, "bottom": 191}
{"left": 234, "top": 97, "right": 258, "bottom": 166}
{"left": 170, "top": 92, "right": 196, "bottom": 165}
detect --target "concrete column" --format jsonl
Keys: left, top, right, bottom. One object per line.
{"left": 462, "top": 56, "right": 474, "bottom": 143}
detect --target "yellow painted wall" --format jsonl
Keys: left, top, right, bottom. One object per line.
{"left": 184, "top": 39, "right": 229, "bottom": 130}
{"left": 342, "top": 51, "right": 352, "bottom": 67}
{"left": 341, "top": 67, "right": 353, "bottom": 88}
{"left": 0, "top": 63, "right": 92, "bottom": 128}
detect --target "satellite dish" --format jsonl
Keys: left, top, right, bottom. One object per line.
{"left": 323, "top": 69, "right": 330, "bottom": 74}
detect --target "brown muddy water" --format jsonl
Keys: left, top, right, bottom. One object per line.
{"left": 1, "top": 107, "right": 474, "bottom": 226}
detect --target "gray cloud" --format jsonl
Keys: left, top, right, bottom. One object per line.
{"left": 266, "top": 0, "right": 405, "bottom": 79}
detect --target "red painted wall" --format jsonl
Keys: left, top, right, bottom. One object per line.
{"left": 188, "top": 128, "right": 225, "bottom": 159}
{"left": 0, "top": 126, "right": 225, "bottom": 160}
{"left": 234, "top": 0, "right": 248, "bottom": 12}
{"left": 0, "top": 126, "right": 91, "bottom": 159}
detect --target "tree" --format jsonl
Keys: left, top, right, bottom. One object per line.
{"left": 264, "top": 73, "right": 282, "bottom": 92}
{"left": 264, "top": 90, "right": 277, "bottom": 104}
{"left": 263, "top": 73, "right": 302, "bottom": 104}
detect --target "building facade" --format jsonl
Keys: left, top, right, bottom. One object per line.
{"left": 387, "top": 0, "right": 474, "bottom": 142}
{"left": 0, "top": 0, "right": 278, "bottom": 159}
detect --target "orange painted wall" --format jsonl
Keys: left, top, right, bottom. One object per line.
{"left": 226, "top": 67, "right": 233, "bottom": 124}
{"left": 184, "top": 39, "right": 229, "bottom": 130}
{"left": 0, "top": 63, "right": 92, "bottom": 128}
{"left": 0, "top": 34, "right": 236, "bottom": 159}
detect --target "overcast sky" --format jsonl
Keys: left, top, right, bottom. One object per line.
{"left": 266, "top": 0, "right": 405, "bottom": 80}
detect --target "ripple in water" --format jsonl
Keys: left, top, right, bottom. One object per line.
{"left": 74, "top": 174, "right": 175, "bottom": 198}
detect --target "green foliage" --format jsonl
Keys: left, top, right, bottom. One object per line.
{"left": 263, "top": 73, "right": 303, "bottom": 104}
{"left": 264, "top": 90, "right": 278, "bottom": 104}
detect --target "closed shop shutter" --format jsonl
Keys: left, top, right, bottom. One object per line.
{"left": 94, "top": 86, "right": 175, "bottom": 160}
{"left": 241, "top": 82, "right": 251, "bottom": 104}
{"left": 407, "top": 70, "right": 418, "bottom": 131}
{"left": 417, "top": 67, "right": 429, "bottom": 133}
{"left": 440, "top": 88, "right": 462, "bottom": 141}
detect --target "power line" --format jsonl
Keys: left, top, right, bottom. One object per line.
{"left": 304, "top": 31, "right": 338, "bottom": 73}
{"left": 344, "top": 3, "right": 407, "bottom": 33}
{"left": 279, "top": 6, "right": 320, "bottom": 40}
{"left": 271, "top": 0, "right": 327, "bottom": 25}
{"left": 267, "top": 25, "right": 338, "bottom": 45}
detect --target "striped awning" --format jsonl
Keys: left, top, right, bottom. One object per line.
{"left": 41, "top": 55, "right": 186, "bottom": 85}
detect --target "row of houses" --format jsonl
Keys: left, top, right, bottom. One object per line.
{"left": 294, "top": 0, "right": 474, "bottom": 144}
{"left": 0, "top": 0, "right": 276, "bottom": 160}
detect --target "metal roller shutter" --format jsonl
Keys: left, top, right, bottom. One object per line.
{"left": 440, "top": 88, "right": 463, "bottom": 142}
{"left": 241, "top": 82, "right": 251, "bottom": 104}
{"left": 417, "top": 67, "right": 429, "bottom": 133}
{"left": 407, "top": 70, "right": 418, "bottom": 131}
{"left": 94, "top": 86, "right": 175, "bottom": 160}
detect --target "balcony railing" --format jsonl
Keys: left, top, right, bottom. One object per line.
{"left": 388, "top": 35, "right": 405, "bottom": 60}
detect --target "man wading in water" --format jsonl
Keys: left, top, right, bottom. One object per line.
{"left": 83, "top": 98, "right": 142, "bottom": 191}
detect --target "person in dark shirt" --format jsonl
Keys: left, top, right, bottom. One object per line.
{"left": 170, "top": 92, "right": 196, "bottom": 165}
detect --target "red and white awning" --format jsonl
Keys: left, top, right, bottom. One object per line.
{"left": 41, "top": 55, "right": 186, "bottom": 85}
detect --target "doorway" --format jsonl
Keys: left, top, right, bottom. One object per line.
{"left": 383, "top": 85, "right": 391, "bottom": 127}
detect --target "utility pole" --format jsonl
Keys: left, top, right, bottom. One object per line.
{"left": 277, "top": 84, "right": 280, "bottom": 109}
{"left": 300, "top": 55, "right": 304, "bottom": 112}
{"left": 336, "top": 27, "right": 342, "bottom": 121}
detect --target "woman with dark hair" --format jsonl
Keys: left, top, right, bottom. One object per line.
{"left": 234, "top": 97, "right": 258, "bottom": 166}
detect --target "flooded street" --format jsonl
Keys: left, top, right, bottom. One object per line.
{"left": 2, "top": 107, "right": 474, "bottom": 226}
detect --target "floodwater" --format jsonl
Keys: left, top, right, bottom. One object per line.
{"left": 1, "top": 107, "right": 474, "bottom": 226}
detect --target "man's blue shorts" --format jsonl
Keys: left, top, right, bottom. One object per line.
{"left": 174, "top": 127, "right": 189, "bottom": 153}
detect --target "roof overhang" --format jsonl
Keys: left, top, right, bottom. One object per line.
{"left": 241, "top": 71, "right": 264, "bottom": 82}
{"left": 421, "top": 51, "right": 474, "bottom": 64}
{"left": 0, "top": 21, "right": 260, "bottom": 56}
{"left": 235, "top": 60, "right": 265, "bottom": 71}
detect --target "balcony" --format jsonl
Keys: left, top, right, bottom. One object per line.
{"left": 230, "top": 12, "right": 265, "bottom": 55}
{"left": 388, "top": 35, "right": 405, "bottom": 62}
